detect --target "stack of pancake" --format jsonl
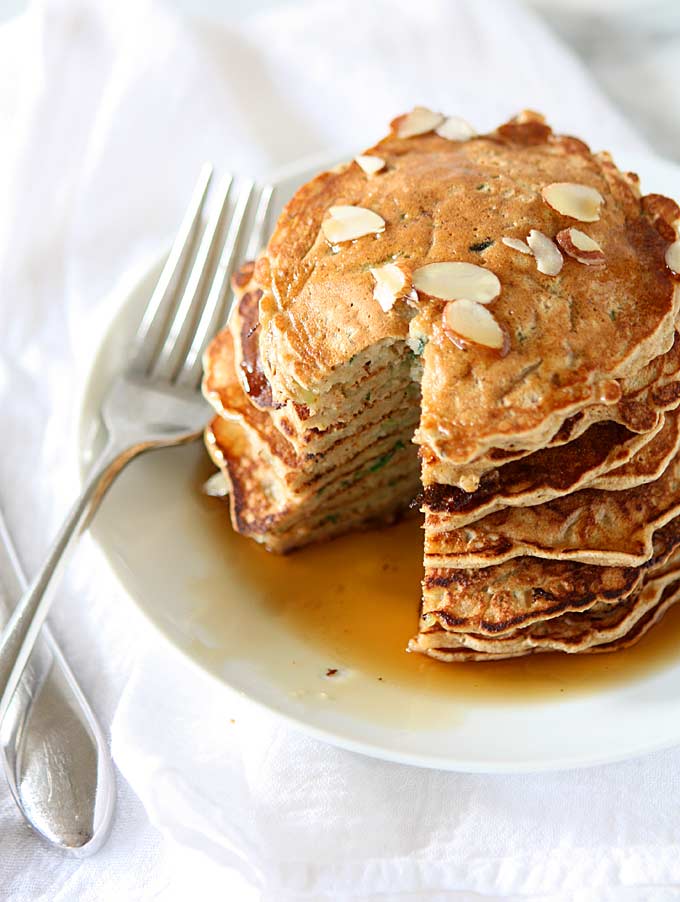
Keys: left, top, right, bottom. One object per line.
{"left": 203, "top": 108, "right": 680, "bottom": 661}
{"left": 202, "top": 264, "right": 421, "bottom": 553}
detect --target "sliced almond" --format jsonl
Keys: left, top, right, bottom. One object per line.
{"left": 498, "top": 119, "right": 552, "bottom": 146}
{"left": 203, "top": 472, "right": 229, "bottom": 497}
{"left": 570, "top": 230, "right": 601, "bottom": 252}
{"left": 502, "top": 236, "right": 532, "bottom": 255}
{"left": 435, "top": 116, "right": 476, "bottom": 141}
{"left": 396, "top": 106, "right": 445, "bottom": 139}
{"left": 321, "top": 205, "right": 386, "bottom": 244}
{"left": 527, "top": 229, "right": 563, "bottom": 276}
{"left": 642, "top": 193, "right": 680, "bottom": 241}
{"left": 666, "top": 240, "right": 680, "bottom": 275}
{"left": 541, "top": 182, "right": 604, "bottom": 222}
{"left": 556, "top": 227, "right": 606, "bottom": 266}
{"left": 370, "top": 263, "right": 407, "bottom": 312}
{"left": 413, "top": 262, "right": 501, "bottom": 304}
{"left": 232, "top": 259, "right": 255, "bottom": 289}
{"left": 443, "top": 299, "right": 505, "bottom": 351}
{"left": 355, "top": 154, "right": 386, "bottom": 176}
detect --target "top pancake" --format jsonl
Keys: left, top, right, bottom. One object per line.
{"left": 255, "top": 111, "right": 679, "bottom": 466}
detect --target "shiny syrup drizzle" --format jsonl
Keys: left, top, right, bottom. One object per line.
{"left": 195, "top": 457, "right": 680, "bottom": 704}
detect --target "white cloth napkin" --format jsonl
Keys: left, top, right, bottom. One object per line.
{"left": 1, "top": 0, "right": 679, "bottom": 899}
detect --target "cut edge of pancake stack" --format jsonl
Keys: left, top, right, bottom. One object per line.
{"left": 202, "top": 261, "right": 421, "bottom": 553}
{"left": 202, "top": 107, "right": 680, "bottom": 662}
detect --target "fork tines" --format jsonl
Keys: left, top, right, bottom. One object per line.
{"left": 131, "top": 165, "right": 274, "bottom": 389}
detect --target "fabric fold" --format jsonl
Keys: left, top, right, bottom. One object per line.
{"left": 1, "top": 0, "right": 678, "bottom": 899}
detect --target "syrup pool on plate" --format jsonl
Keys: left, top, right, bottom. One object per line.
{"left": 193, "top": 456, "right": 680, "bottom": 708}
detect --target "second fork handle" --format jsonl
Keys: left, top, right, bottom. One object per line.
{"left": 0, "top": 441, "right": 141, "bottom": 724}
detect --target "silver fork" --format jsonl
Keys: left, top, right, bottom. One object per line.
{"left": 0, "top": 164, "right": 273, "bottom": 729}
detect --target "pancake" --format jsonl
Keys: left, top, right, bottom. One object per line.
{"left": 424, "top": 440, "right": 680, "bottom": 569}
{"left": 418, "top": 516, "right": 680, "bottom": 637}
{"left": 204, "top": 329, "right": 419, "bottom": 495}
{"left": 412, "top": 583, "right": 680, "bottom": 661}
{"left": 201, "top": 107, "right": 680, "bottom": 662}
{"left": 589, "top": 409, "right": 680, "bottom": 490}
{"left": 204, "top": 332, "right": 419, "bottom": 552}
{"left": 427, "top": 331, "right": 680, "bottom": 492}
{"left": 208, "top": 263, "right": 420, "bottom": 451}
{"left": 206, "top": 414, "right": 418, "bottom": 553}
{"left": 412, "top": 558, "right": 680, "bottom": 659}
{"left": 421, "top": 414, "right": 667, "bottom": 529}
{"left": 258, "top": 114, "right": 677, "bottom": 472}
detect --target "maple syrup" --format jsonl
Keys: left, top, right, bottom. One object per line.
{"left": 195, "top": 456, "right": 680, "bottom": 704}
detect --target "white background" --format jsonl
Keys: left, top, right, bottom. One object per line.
{"left": 1, "top": 0, "right": 678, "bottom": 161}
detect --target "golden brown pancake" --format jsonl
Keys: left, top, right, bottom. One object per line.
{"left": 203, "top": 332, "right": 419, "bottom": 551}
{"left": 420, "top": 521, "right": 680, "bottom": 650}
{"left": 206, "top": 414, "right": 418, "bottom": 552}
{"left": 256, "top": 112, "right": 678, "bottom": 468}
{"left": 204, "top": 329, "right": 419, "bottom": 495}
{"left": 425, "top": 436, "right": 680, "bottom": 569}
{"left": 589, "top": 408, "right": 680, "bottom": 490}
{"left": 421, "top": 414, "right": 667, "bottom": 529}
{"left": 418, "top": 516, "right": 680, "bottom": 638}
{"left": 201, "top": 108, "right": 680, "bottom": 661}
{"left": 424, "top": 331, "right": 680, "bottom": 491}
{"left": 412, "top": 583, "right": 680, "bottom": 661}
{"left": 412, "top": 558, "right": 680, "bottom": 660}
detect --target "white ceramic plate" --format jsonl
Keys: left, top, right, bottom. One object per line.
{"left": 79, "top": 149, "right": 680, "bottom": 773}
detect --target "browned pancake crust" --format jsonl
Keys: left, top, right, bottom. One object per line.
{"left": 421, "top": 416, "right": 664, "bottom": 528}
{"left": 205, "top": 415, "right": 417, "bottom": 552}
{"left": 416, "top": 581, "right": 680, "bottom": 661}
{"left": 256, "top": 113, "right": 678, "bottom": 466}
{"left": 425, "top": 431, "right": 680, "bottom": 568}
{"left": 420, "top": 517, "right": 680, "bottom": 636}
{"left": 426, "top": 331, "right": 680, "bottom": 491}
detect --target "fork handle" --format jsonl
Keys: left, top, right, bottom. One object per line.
{"left": 0, "top": 442, "right": 136, "bottom": 723}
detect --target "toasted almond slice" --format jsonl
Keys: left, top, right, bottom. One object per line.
{"left": 203, "top": 472, "right": 229, "bottom": 497}
{"left": 321, "top": 205, "right": 386, "bottom": 244}
{"left": 443, "top": 299, "right": 505, "bottom": 351}
{"left": 556, "top": 227, "right": 606, "bottom": 266}
{"left": 370, "top": 263, "right": 407, "bottom": 312}
{"left": 397, "top": 106, "right": 445, "bottom": 139}
{"left": 413, "top": 262, "right": 501, "bottom": 304}
{"left": 355, "top": 154, "right": 386, "bottom": 176}
{"left": 502, "top": 236, "right": 532, "bottom": 255}
{"left": 435, "top": 116, "right": 476, "bottom": 141}
{"left": 570, "top": 230, "right": 601, "bottom": 252}
{"left": 666, "top": 240, "right": 680, "bottom": 275}
{"left": 526, "top": 229, "right": 563, "bottom": 276}
{"left": 541, "top": 182, "right": 604, "bottom": 222}
{"left": 642, "top": 194, "right": 680, "bottom": 241}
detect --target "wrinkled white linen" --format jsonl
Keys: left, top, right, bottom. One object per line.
{"left": 1, "top": 1, "right": 678, "bottom": 899}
